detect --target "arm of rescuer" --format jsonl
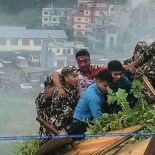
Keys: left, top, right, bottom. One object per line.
{"left": 51, "top": 69, "right": 66, "bottom": 98}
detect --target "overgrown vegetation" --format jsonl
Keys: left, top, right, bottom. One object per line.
{"left": 86, "top": 80, "right": 155, "bottom": 142}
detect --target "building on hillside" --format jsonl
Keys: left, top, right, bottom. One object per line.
{"left": 0, "top": 26, "right": 67, "bottom": 54}
{"left": 86, "top": 5, "right": 118, "bottom": 53}
{"left": 42, "top": 6, "right": 68, "bottom": 28}
{"left": 41, "top": 39, "right": 87, "bottom": 69}
{"left": 68, "top": 0, "right": 115, "bottom": 37}
{"left": 87, "top": 21, "right": 118, "bottom": 52}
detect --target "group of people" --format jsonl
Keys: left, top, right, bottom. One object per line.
{"left": 0, "top": 78, "right": 20, "bottom": 92}
{"left": 35, "top": 41, "right": 155, "bottom": 146}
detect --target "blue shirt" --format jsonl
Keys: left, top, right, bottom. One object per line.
{"left": 110, "top": 75, "right": 131, "bottom": 93}
{"left": 73, "top": 83, "right": 105, "bottom": 121}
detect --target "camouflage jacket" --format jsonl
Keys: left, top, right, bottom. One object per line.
{"left": 50, "top": 82, "right": 79, "bottom": 131}
{"left": 135, "top": 43, "right": 155, "bottom": 86}
{"left": 35, "top": 92, "right": 52, "bottom": 123}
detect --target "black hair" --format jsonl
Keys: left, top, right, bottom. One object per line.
{"left": 44, "top": 77, "right": 54, "bottom": 88}
{"left": 96, "top": 69, "right": 113, "bottom": 84}
{"left": 75, "top": 49, "right": 90, "bottom": 60}
{"left": 108, "top": 60, "right": 123, "bottom": 71}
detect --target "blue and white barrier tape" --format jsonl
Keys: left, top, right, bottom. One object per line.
{"left": 0, "top": 132, "right": 155, "bottom": 141}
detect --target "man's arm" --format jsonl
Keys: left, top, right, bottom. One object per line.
{"left": 35, "top": 93, "right": 49, "bottom": 117}
{"left": 35, "top": 93, "right": 47, "bottom": 108}
{"left": 88, "top": 94, "right": 103, "bottom": 119}
{"left": 52, "top": 69, "right": 66, "bottom": 98}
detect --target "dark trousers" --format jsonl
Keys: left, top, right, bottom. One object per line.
{"left": 69, "top": 119, "right": 88, "bottom": 140}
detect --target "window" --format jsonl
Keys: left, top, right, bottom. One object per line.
{"left": 85, "top": 18, "right": 88, "bottom": 21}
{"left": 22, "top": 39, "right": 29, "bottom": 46}
{"left": 34, "top": 39, "right": 41, "bottom": 46}
{"left": 57, "top": 11, "right": 62, "bottom": 15}
{"left": 0, "top": 39, "right": 6, "bottom": 45}
{"left": 53, "top": 18, "right": 58, "bottom": 22}
{"left": 85, "top": 25, "right": 87, "bottom": 29}
{"left": 44, "top": 18, "right": 48, "bottom": 21}
{"left": 57, "top": 49, "right": 60, "bottom": 53}
{"left": 44, "top": 11, "right": 48, "bottom": 15}
{"left": 43, "top": 24, "right": 48, "bottom": 27}
{"left": 62, "top": 49, "right": 66, "bottom": 54}
{"left": 85, "top": 11, "right": 88, "bottom": 15}
{"left": 77, "top": 25, "right": 81, "bottom": 28}
{"left": 77, "top": 18, "right": 81, "bottom": 21}
{"left": 10, "top": 39, "right": 18, "bottom": 46}
{"left": 67, "top": 49, "right": 71, "bottom": 54}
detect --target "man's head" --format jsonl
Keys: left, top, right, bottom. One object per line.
{"left": 61, "top": 65, "right": 79, "bottom": 87}
{"left": 108, "top": 60, "right": 123, "bottom": 83}
{"left": 75, "top": 49, "right": 91, "bottom": 72}
{"left": 132, "top": 41, "right": 148, "bottom": 61}
{"left": 44, "top": 76, "right": 55, "bottom": 99}
{"left": 96, "top": 70, "right": 113, "bottom": 92}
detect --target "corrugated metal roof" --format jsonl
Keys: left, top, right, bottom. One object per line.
{"left": 0, "top": 26, "right": 68, "bottom": 39}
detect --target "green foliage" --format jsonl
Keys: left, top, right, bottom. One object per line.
{"left": 86, "top": 80, "right": 155, "bottom": 142}
{"left": 13, "top": 137, "right": 39, "bottom": 155}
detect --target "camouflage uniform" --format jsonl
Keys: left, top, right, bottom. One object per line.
{"left": 134, "top": 41, "right": 155, "bottom": 103}
{"left": 50, "top": 66, "right": 79, "bottom": 132}
{"left": 35, "top": 77, "right": 54, "bottom": 146}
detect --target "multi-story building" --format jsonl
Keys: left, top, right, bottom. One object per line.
{"left": 41, "top": 39, "right": 87, "bottom": 68}
{"left": 69, "top": 0, "right": 115, "bottom": 37}
{"left": 42, "top": 7, "right": 68, "bottom": 27}
{"left": 87, "top": 16, "right": 118, "bottom": 53}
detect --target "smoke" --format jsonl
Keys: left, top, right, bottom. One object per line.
{"left": 0, "top": 90, "right": 39, "bottom": 154}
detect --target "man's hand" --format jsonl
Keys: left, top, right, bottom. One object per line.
{"left": 58, "top": 89, "right": 66, "bottom": 98}
{"left": 45, "top": 87, "right": 54, "bottom": 99}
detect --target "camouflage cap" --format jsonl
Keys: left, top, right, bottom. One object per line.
{"left": 61, "top": 65, "right": 79, "bottom": 77}
{"left": 44, "top": 76, "right": 54, "bottom": 85}
{"left": 134, "top": 41, "right": 148, "bottom": 55}
{"left": 148, "top": 41, "right": 155, "bottom": 51}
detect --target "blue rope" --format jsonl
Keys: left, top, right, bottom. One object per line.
{"left": 0, "top": 132, "right": 155, "bottom": 141}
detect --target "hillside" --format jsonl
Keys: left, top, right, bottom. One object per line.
{"left": 0, "top": 0, "right": 128, "bottom": 28}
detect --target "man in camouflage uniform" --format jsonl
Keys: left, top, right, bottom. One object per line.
{"left": 35, "top": 76, "right": 55, "bottom": 147}
{"left": 50, "top": 65, "right": 79, "bottom": 133}
{"left": 121, "top": 43, "right": 148, "bottom": 82}
{"left": 130, "top": 41, "right": 155, "bottom": 103}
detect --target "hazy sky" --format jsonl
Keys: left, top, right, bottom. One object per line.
{"left": 131, "top": 0, "right": 150, "bottom": 8}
